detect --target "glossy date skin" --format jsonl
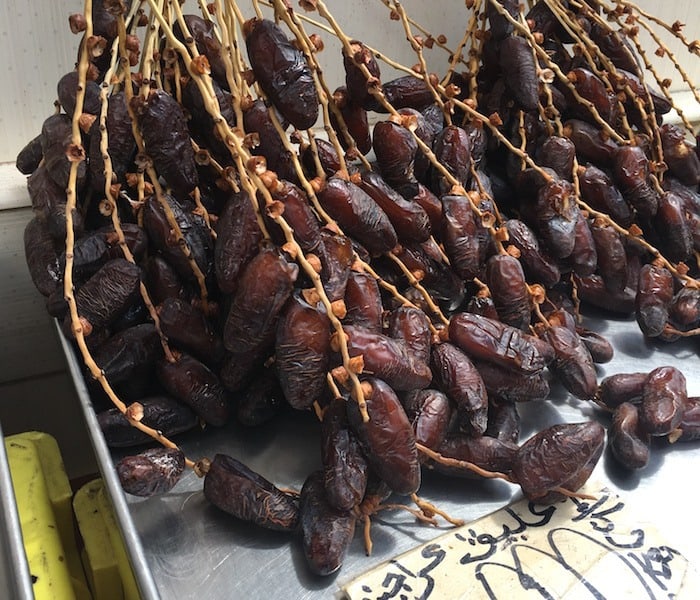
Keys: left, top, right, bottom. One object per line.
{"left": 24, "top": 217, "right": 61, "bottom": 297}
{"left": 299, "top": 470, "right": 356, "bottom": 576}
{"left": 609, "top": 402, "right": 650, "bottom": 470}
{"left": 543, "top": 325, "right": 598, "bottom": 402}
{"left": 402, "top": 389, "right": 452, "bottom": 452}
{"left": 441, "top": 194, "right": 484, "bottom": 281}
{"left": 245, "top": 18, "right": 319, "bottom": 130}
{"left": 635, "top": 263, "right": 674, "bottom": 338}
{"left": 157, "top": 352, "right": 230, "bottom": 427}
{"left": 504, "top": 219, "right": 560, "bottom": 288}
{"left": 204, "top": 453, "right": 299, "bottom": 532}
{"left": 639, "top": 366, "right": 687, "bottom": 436}
{"left": 512, "top": 421, "right": 605, "bottom": 501}
{"left": 449, "top": 312, "right": 554, "bottom": 375}
{"left": 485, "top": 254, "right": 531, "bottom": 331}
{"left": 343, "top": 270, "right": 383, "bottom": 333}
{"left": 430, "top": 435, "right": 519, "bottom": 478}
{"left": 500, "top": 35, "right": 539, "bottom": 111}
{"left": 372, "top": 120, "right": 418, "bottom": 188}
{"left": 346, "top": 378, "right": 421, "bottom": 495}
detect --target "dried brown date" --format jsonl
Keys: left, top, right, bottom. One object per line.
{"left": 430, "top": 435, "right": 519, "bottom": 478}
{"left": 388, "top": 306, "right": 431, "bottom": 366}
{"left": 616, "top": 69, "right": 671, "bottom": 116}
{"left": 590, "top": 219, "right": 627, "bottom": 292}
{"left": 669, "top": 286, "right": 700, "bottom": 331}
{"left": 321, "top": 398, "right": 368, "bottom": 511}
{"left": 635, "top": 262, "right": 674, "bottom": 338}
{"left": 609, "top": 402, "right": 650, "bottom": 470}
{"left": 430, "top": 342, "right": 488, "bottom": 436}
{"left": 343, "top": 270, "right": 383, "bottom": 333}
{"left": 372, "top": 120, "right": 418, "bottom": 187}
{"left": 318, "top": 228, "right": 354, "bottom": 303}
{"left": 485, "top": 253, "right": 531, "bottom": 331}
{"left": 512, "top": 421, "right": 605, "bottom": 501}
{"left": 534, "top": 178, "right": 579, "bottom": 260}
{"left": 98, "top": 396, "right": 198, "bottom": 448}
{"left": 449, "top": 312, "right": 554, "bottom": 375}
{"left": 653, "top": 191, "right": 693, "bottom": 263}
{"left": 578, "top": 164, "right": 632, "bottom": 227}
{"left": 157, "top": 352, "right": 230, "bottom": 427}
{"left": 612, "top": 145, "right": 659, "bottom": 218}
{"left": 485, "top": 398, "right": 521, "bottom": 444}
{"left": 24, "top": 217, "right": 61, "bottom": 297}
{"left": 639, "top": 366, "right": 687, "bottom": 436}
{"left": 66, "top": 258, "right": 141, "bottom": 337}
{"left": 342, "top": 325, "right": 431, "bottom": 391}
{"left": 543, "top": 325, "right": 598, "bottom": 401}
{"left": 399, "top": 108, "right": 436, "bottom": 184}
{"left": 357, "top": 170, "right": 431, "bottom": 243}
{"left": 331, "top": 86, "right": 371, "bottom": 155}
{"left": 144, "top": 194, "right": 212, "bottom": 284}
{"left": 89, "top": 323, "right": 163, "bottom": 402}
{"left": 589, "top": 20, "right": 639, "bottom": 74}
{"left": 135, "top": 89, "right": 198, "bottom": 199}
{"left": 487, "top": 0, "right": 520, "bottom": 40}
{"left": 302, "top": 137, "right": 343, "bottom": 178}
{"left": 57, "top": 70, "right": 102, "bottom": 116}
{"left": 15, "top": 134, "right": 44, "bottom": 175}
{"left": 538, "top": 136, "right": 576, "bottom": 180}
{"left": 343, "top": 39, "right": 381, "bottom": 108}
{"left": 40, "top": 114, "right": 87, "bottom": 191}
{"left": 441, "top": 194, "right": 484, "bottom": 281}
{"left": 158, "top": 298, "right": 224, "bottom": 366}
{"left": 677, "top": 397, "right": 700, "bottom": 442}
{"left": 466, "top": 294, "right": 501, "bottom": 321}
{"left": 245, "top": 18, "right": 319, "bottom": 130}
{"left": 214, "top": 191, "right": 263, "bottom": 295}
{"left": 346, "top": 377, "right": 421, "bottom": 495}
{"left": 300, "top": 471, "right": 356, "bottom": 576}
{"left": 402, "top": 389, "right": 452, "bottom": 453}
{"left": 117, "top": 447, "right": 185, "bottom": 497}
{"left": 275, "top": 293, "right": 330, "bottom": 411}
{"left": 317, "top": 176, "right": 398, "bottom": 256}
{"left": 499, "top": 36, "right": 539, "bottom": 111}
{"left": 564, "top": 212, "right": 598, "bottom": 277}
{"left": 660, "top": 123, "right": 700, "bottom": 186}
{"left": 204, "top": 453, "right": 299, "bottom": 531}
{"left": 269, "top": 181, "right": 323, "bottom": 254}
{"left": 431, "top": 125, "right": 471, "bottom": 195}
{"left": 365, "top": 75, "right": 434, "bottom": 113}
{"left": 563, "top": 119, "right": 619, "bottom": 167}
{"left": 175, "top": 15, "right": 229, "bottom": 88}
{"left": 144, "top": 256, "right": 188, "bottom": 306}
{"left": 565, "top": 68, "right": 618, "bottom": 124}
{"left": 474, "top": 359, "right": 550, "bottom": 403}
{"left": 243, "top": 99, "right": 297, "bottom": 183}
{"left": 221, "top": 246, "right": 298, "bottom": 391}
{"left": 576, "top": 328, "right": 614, "bottom": 364}
{"left": 574, "top": 273, "right": 636, "bottom": 314}
{"left": 504, "top": 219, "right": 560, "bottom": 288}
{"left": 234, "top": 366, "right": 282, "bottom": 427}
{"left": 597, "top": 372, "right": 647, "bottom": 409}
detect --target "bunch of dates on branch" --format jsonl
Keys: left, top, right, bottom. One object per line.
{"left": 16, "top": 0, "right": 700, "bottom": 577}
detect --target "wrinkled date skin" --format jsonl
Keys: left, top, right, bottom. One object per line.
{"left": 245, "top": 18, "right": 319, "bottom": 130}
{"left": 365, "top": 75, "right": 434, "bottom": 113}
{"left": 449, "top": 312, "right": 554, "bottom": 375}
{"left": 544, "top": 326, "right": 598, "bottom": 401}
{"left": 486, "top": 398, "right": 521, "bottom": 444}
{"left": 24, "top": 217, "right": 61, "bottom": 297}
{"left": 15, "top": 134, "right": 43, "bottom": 175}
{"left": 431, "top": 125, "right": 472, "bottom": 195}
{"left": 578, "top": 164, "right": 632, "bottom": 227}
{"left": 300, "top": 471, "right": 357, "bottom": 576}
{"left": 331, "top": 86, "right": 372, "bottom": 155}
{"left": 346, "top": 378, "right": 421, "bottom": 495}
{"left": 372, "top": 120, "right": 418, "bottom": 187}
{"left": 235, "top": 368, "right": 283, "bottom": 427}
{"left": 512, "top": 421, "right": 605, "bottom": 501}
{"left": 98, "top": 396, "right": 198, "bottom": 448}
{"left": 499, "top": 35, "right": 539, "bottom": 111}
{"left": 275, "top": 294, "right": 330, "bottom": 410}
{"left": 243, "top": 99, "right": 297, "bottom": 182}
{"left": 135, "top": 89, "right": 199, "bottom": 199}
{"left": 117, "top": 447, "right": 185, "bottom": 497}
{"left": 590, "top": 220, "right": 627, "bottom": 293}
{"left": 343, "top": 39, "right": 381, "bottom": 108}
{"left": 474, "top": 359, "right": 550, "bottom": 403}
{"left": 221, "top": 246, "right": 298, "bottom": 390}
{"left": 343, "top": 270, "right": 383, "bottom": 333}
{"left": 597, "top": 372, "right": 648, "bottom": 409}
{"left": 342, "top": 325, "right": 432, "bottom": 391}
{"left": 639, "top": 366, "right": 687, "bottom": 436}
{"left": 402, "top": 389, "right": 452, "bottom": 452}
{"left": 441, "top": 194, "right": 484, "bottom": 281}
{"left": 269, "top": 180, "right": 324, "bottom": 254}
{"left": 157, "top": 352, "right": 230, "bottom": 426}
{"left": 660, "top": 123, "right": 700, "bottom": 186}
{"left": 609, "top": 402, "right": 650, "bottom": 470}
{"left": 214, "top": 191, "right": 263, "bottom": 295}
{"left": 635, "top": 263, "right": 674, "bottom": 338}
{"left": 504, "top": 219, "right": 560, "bottom": 288}
{"left": 317, "top": 176, "right": 398, "bottom": 256}
{"left": 431, "top": 435, "right": 519, "bottom": 478}
{"left": 430, "top": 342, "right": 488, "bottom": 436}
{"left": 66, "top": 258, "right": 142, "bottom": 337}
{"left": 204, "top": 453, "right": 299, "bottom": 531}
{"left": 40, "top": 113, "right": 87, "bottom": 191}
{"left": 485, "top": 254, "right": 531, "bottom": 331}
{"left": 677, "top": 397, "right": 700, "bottom": 442}
{"left": 388, "top": 306, "right": 431, "bottom": 366}
{"left": 534, "top": 178, "right": 579, "bottom": 260}
{"left": 321, "top": 398, "right": 368, "bottom": 512}
{"left": 612, "top": 145, "right": 659, "bottom": 218}
{"left": 563, "top": 119, "right": 618, "bottom": 167}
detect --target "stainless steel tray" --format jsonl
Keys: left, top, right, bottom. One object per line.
{"left": 0, "top": 422, "right": 34, "bottom": 600}
{"left": 60, "top": 313, "right": 700, "bottom": 599}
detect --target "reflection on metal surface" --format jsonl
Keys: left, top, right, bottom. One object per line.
{"left": 63, "top": 313, "right": 700, "bottom": 599}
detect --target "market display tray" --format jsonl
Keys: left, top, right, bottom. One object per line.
{"left": 58, "top": 312, "right": 700, "bottom": 599}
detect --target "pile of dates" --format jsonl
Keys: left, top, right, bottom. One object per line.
{"left": 17, "top": 0, "right": 700, "bottom": 577}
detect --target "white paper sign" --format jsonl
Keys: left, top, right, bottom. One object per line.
{"left": 343, "top": 486, "right": 700, "bottom": 599}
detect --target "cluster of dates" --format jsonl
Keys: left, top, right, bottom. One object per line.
{"left": 16, "top": 0, "right": 700, "bottom": 578}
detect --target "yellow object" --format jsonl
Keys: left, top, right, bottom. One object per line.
{"left": 5, "top": 432, "right": 90, "bottom": 600}
{"left": 73, "top": 479, "right": 123, "bottom": 600}
{"left": 73, "top": 478, "right": 141, "bottom": 600}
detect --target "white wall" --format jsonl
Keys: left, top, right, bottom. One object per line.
{"left": 1, "top": 0, "right": 698, "bottom": 164}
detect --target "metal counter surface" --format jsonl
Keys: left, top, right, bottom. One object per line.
{"left": 66, "top": 312, "right": 700, "bottom": 600}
